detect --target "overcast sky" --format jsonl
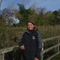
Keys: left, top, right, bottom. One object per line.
{"left": 1, "top": 0, "right": 60, "bottom": 11}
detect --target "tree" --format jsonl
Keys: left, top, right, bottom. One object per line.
{"left": 57, "top": 9, "right": 60, "bottom": 24}
{"left": 53, "top": 10, "right": 59, "bottom": 24}
{"left": 36, "top": 7, "right": 46, "bottom": 25}
{"left": 2, "top": 6, "right": 18, "bottom": 25}
{"left": 43, "top": 11, "right": 55, "bottom": 25}
{"left": 17, "top": 4, "right": 29, "bottom": 25}
{"left": 0, "top": 16, "right": 6, "bottom": 26}
{"left": 48, "top": 13, "right": 55, "bottom": 25}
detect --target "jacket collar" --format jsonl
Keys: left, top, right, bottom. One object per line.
{"left": 26, "top": 30, "right": 35, "bottom": 34}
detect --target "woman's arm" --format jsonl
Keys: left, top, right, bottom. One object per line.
{"left": 18, "top": 34, "right": 25, "bottom": 50}
{"left": 18, "top": 38, "right": 24, "bottom": 46}
{"left": 37, "top": 31, "right": 42, "bottom": 49}
{"left": 35, "top": 31, "right": 42, "bottom": 60}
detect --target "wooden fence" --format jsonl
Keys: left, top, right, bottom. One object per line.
{"left": 41, "top": 35, "right": 60, "bottom": 60}
{"left": 0, "top": 35, "right": 60, "bottom": 60}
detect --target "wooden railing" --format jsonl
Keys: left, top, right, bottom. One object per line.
{"left": 41, "top": 35, "right": 60, "bottom": 60}
{"left": 0, "top": 35, "right": 60, "bottom": 60}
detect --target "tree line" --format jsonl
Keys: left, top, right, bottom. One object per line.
{"left": 0, "top": 4, "right": 60, "bottom": 26}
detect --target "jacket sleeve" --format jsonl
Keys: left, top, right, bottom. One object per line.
{"left": 18, "top": 33, "right": 25, "bottom": 46}
{"left": 35, "top": 31, "right": 42, "bottom": 59}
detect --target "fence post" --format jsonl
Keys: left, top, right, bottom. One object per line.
{"left": 0, "top": 54, "right": 5, "bottom": 60}
{"left": 41, "top": 53, "right": 43, "bottom": 60}
{"left": 57, "top": 38, "right": 60, "bottom": 52}
{"left": 41, "top": 43, "right": 44, "bottom": 60}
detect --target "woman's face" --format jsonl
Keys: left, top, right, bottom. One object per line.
{"left": 27, "top": 22, "right": 34, "bottom": 30}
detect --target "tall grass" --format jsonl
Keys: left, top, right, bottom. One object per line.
{"left": 0, "top": 25, "right": 60, "bottom": 48}
{"left": 0, "top": 25, "right": 60, "bottom": 60}
{"left": 37, "top": 25, "right": 60, "bottom": 38}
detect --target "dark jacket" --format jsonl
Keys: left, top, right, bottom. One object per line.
{"left": 18, "top": 30, "right": 42, "bottom": 60}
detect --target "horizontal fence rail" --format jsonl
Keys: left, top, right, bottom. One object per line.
{"left": 41, "top": 35, "right": 60, "bottom": 60}
{"left": 0, "top": 35, "right": 60, "bottom": 60}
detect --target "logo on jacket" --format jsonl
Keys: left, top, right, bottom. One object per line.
{"left": 32, "top": 36, "right": 35, "bottom": 40}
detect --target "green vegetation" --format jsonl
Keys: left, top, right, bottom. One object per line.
{"left": 0, "top": 25, "right": 60, "bottom": 60}
{"left": 0, "top": 3, "right": 60, "bottom": 60}
{"left": 0, "top": 25, "right": 60, "bottom": 48}
{"left": 16, "top": 4, "right": 60, "bottom": 26}
{"left": 1, "top": 4, "right": 60, "bottom": 26}
{"left": 51, "top": 54, "right": 60, "bottom": 60}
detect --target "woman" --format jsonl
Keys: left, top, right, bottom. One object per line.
{"left": 18, "top": 21, "right": 42, "bottom": 60}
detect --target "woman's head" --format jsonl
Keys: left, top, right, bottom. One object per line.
{"left": 26, "top": 21, "right": 36, "bottom": 30}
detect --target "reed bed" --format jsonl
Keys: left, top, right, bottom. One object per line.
{"left": 0, "top": 25, "right": 60, "bottom": 48}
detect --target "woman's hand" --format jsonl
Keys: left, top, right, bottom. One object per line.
{"left": 34, "top": 57, "right": 39, "bottom": 60}
{"left": 20, "top": 45, "right": 25, "bottom": 50}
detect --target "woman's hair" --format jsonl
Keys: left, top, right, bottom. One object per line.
{"left": 26, "top": 21, "right": 37, "bottom": 30}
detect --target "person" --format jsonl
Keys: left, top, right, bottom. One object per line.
{"left": 18, "top": 21, "right": 42, "bottom": 60}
